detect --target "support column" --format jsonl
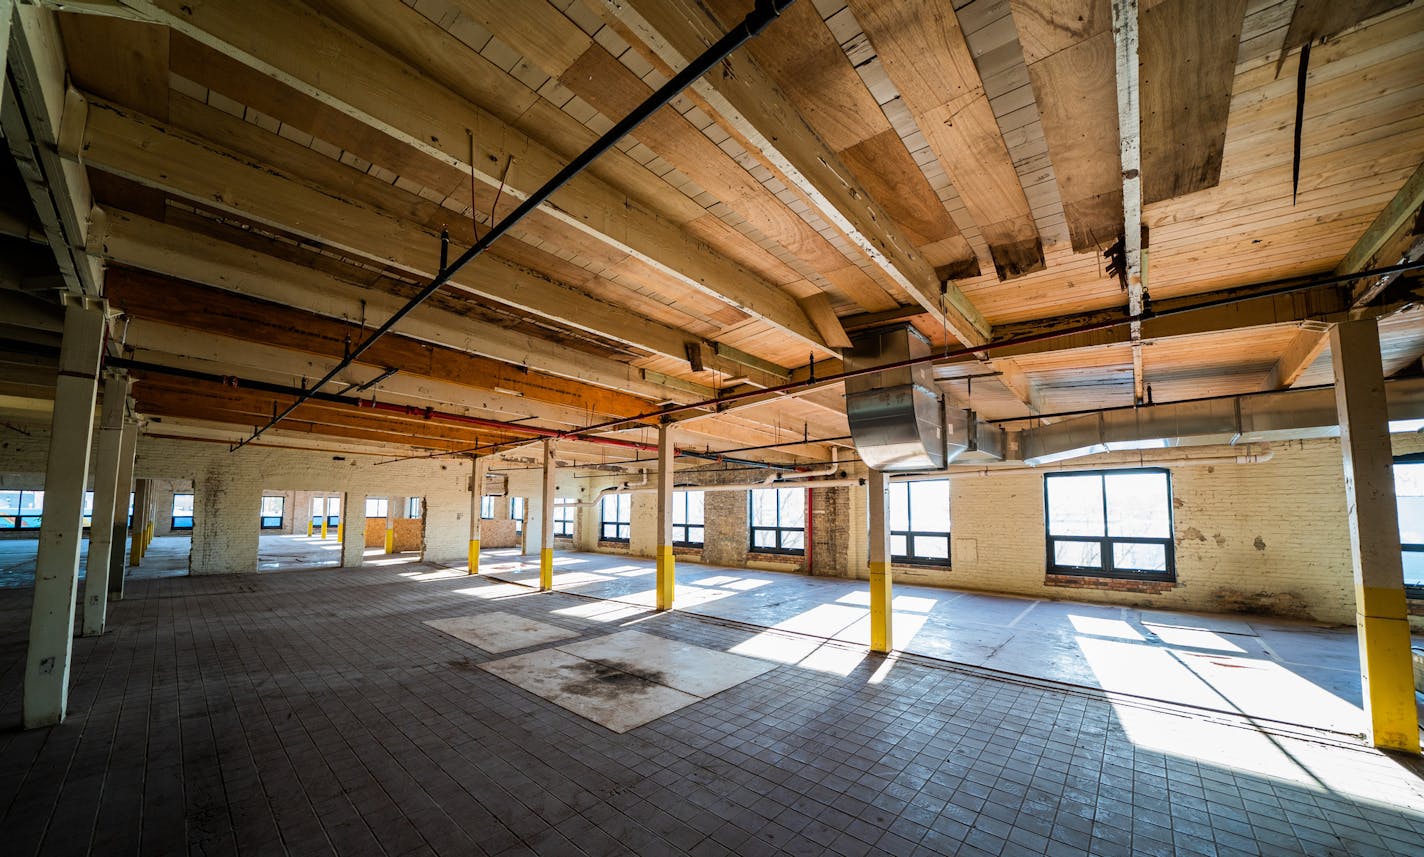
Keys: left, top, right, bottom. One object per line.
{"left": 867, "top": 467, "right": 893, "bottom": 654}
{"left": 107, "top": 415, "right": 138, "bottom": 601}
{"left": 656, "top": 422, "right": 675, "bottom": 610}
{"left": 384, "top": 504, "right": 394, "bottom": 553}
{"left": 469, "top": 456, "right": 485, "bottom": 573}
{"left": 319, "top": 496, "right": 329, "bottom": 539}
{"left": 24, "top": 297, "right": 106, "bottom": 728}
{"left": 81, "top": 372, "right": 130, "bottom": 637}
{"left": 128, "top": 478, "right": 149, "bottom": 567}
{"left": 540, "top": 440, "right": 556, "bottom": 591}
{"left": 1331, "top": 319, "right": 1420, "bottom": 754}
{"left": 340, "top": 492, "right": 364, "bottom": 568}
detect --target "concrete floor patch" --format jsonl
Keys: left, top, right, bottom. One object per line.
{"left": 424, "top": 611, "right": 580, "bottom": 653}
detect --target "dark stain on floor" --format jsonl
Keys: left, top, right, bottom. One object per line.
{"left": 560, "top": 659, "right": 671, "bottom": 699}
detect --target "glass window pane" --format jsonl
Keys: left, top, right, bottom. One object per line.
{"left": 173, "top": 494, "right": 194, "bottom": 516}
{"left": 262, "top": 496, "right": 284, "bottom": 516}
{"left": 23, "top": 491, "right": 43, "bottom": 513}
{"left": 687, "top": 492, "right": 704, "bottom": 524}
{"left": 673, "top": 493, "right": 687, "bottom": 525}
{"left": 82, "top": 492, "right": 94, "bottom": 516}
{"left": 1053, "top": 539, "right": 1102, "bottom": 569}
{"left": 1395, "top": 463, "right": 1424, "bottom": 544}
{"left": 890, "top": 534, "right": 907, "bottom": 556}
{"left": 312, "top": 497, "right": 324, "bottom": 515}
{"left": 617, "top": 524, "right": 631, "bottom": 540}
{"left": 753, "top": 529, "right": 776, "bottom": 548}
{"left": 909, "top": 480, "right": 951, "bottom": 532}
{"left": 889, "top": 483, "right": 909, "bottom": 532}
{"left": 329, "top": 497, "right": 341, "bottom": 515}
{"left": 1105, "top": 472, "right": 1171, "bottom": 538}
{"left": 914, "top": 535, "right": 950, "bottom": 560}
{"left": 750, "top": 489, "right": 776, "bottom": 525}
{"left": 778, "top": 488, "right": 805, "bottom": 527}
{"left": 0, "top": 491, "right": 18, "bottom": 514}
{"left": 781, "top": 529, "right": 804, "bottom": 550}
{"left": 687, "top": 526, "right": 704, "bottom": 544}
{"left": 1046, "top": 475, "right": 1105, "bottom": 537}
{"left": 1113, "top": 542, "right": 1167, "bottom": 572}
{"left": 1403, "top": 550, "right": 1424, "bottom": 588}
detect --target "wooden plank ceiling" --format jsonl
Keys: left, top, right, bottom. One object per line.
{"left": 4, "top": 0, "right": 1419, "bottom": 464}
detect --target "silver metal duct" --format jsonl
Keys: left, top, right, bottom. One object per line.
{"left": 1020, "top": 377, "right": 1424, "bottom": 465}
{"left": 845, "top": 324, "right": 946, "bottom": 471}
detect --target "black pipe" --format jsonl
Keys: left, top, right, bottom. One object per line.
{"left": 554, "top": 258, "right": 1424, "bottom": 442}
{"left": 230, "top": 0, "right": 797, "bottom": 453}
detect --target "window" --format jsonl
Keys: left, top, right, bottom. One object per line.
{"left": 0, "top": 490, "right": 44, "bottom": 529}
{"left": 553, "top": 500, "right": 574, "bottom": 537}
{"left": 749, "top": 487, "right": 805, "bottom": 555}
{"left": 480, "top": 495, "right": 495, "bottom": 519}
{"left": 1394, "top": 457, "right": 1424, "bottom": 597}
{"left": 260, "top": 496, "right": 284, "bottom": 529}
{"left": 406, "top": 497, "right": 422, "bottom": 518}
{"left": 890, "top": 479, "right": 951, "bottom": 565}
{"left": 311, "top": 496, "right": 325, "bottom": 524}
{"left": 673, "top": 491, "right": 705, "bottom": 547}
{"left": 82, "top": 491, "right": 95, "bottom": 528}
{"left": 599, "top": 494, "right": 631, "bottom": 542}
{"left": 326, "top": 496, "right": 341, "bottom": 526}
{"left": 172, "top": 493, "right": 195, "bottom": 530}
{"left": 365, "top": 497, "right": 388, "bottom": 519}
{"left": 511, "top": 497, "right": 526, "bottom": 535}
{"left": 1044, "top": 469, "right": 1173, "bottom": 580}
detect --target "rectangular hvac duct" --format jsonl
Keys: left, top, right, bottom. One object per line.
{"left": 845, "top": 324, "right": 946, "bottom": 471}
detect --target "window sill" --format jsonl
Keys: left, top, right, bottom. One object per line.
{"left": 1046, "top": 573, "right": 1175, "bottom": 594}
{"left": 747, "top": 551, "right": 803, "bottom": 563}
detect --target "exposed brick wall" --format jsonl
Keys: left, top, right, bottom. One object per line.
{"left": 1044, "top": 574, "right": 1176, "bottom": 595}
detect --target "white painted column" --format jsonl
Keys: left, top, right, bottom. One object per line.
{"left": 867, "top": 467, "right": 892, "bottom": 654}
{"left": 24, "top": 297, "right": 106, "bottom": 728}
{"left": 1330, "top": 318, "right": 1419, "bottom": 753}
{"left": 539, "top": 440, "right": 556, "bottom": 591}
{"left": 655, "top": 422, "right": 675, "bottom": 610}
{"left": 469, "top": 456, "right": 485, "bottom": 573}
{"left": 107, "top": 415, "right": 138, "bottom": 600}
{"left": 341, "top": 492, "right": 365, "bottom": 568}
{"left": 81, "top": 372, "right": 130, "bottom": 637}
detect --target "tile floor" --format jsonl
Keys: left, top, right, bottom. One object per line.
{"left": 1, "top": 556, "right": 1423, "bottom": 856}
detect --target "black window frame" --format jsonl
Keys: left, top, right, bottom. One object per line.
{"left": 1043, "top": 468, "right": 1175, "bottom": 582}
{"left": 672, "top": 490, "right": 705, "bottom": 548}
{"left": 260, "top": 495, "right": 285, "bottom": 530}
{"left": 890, "top": 479, "right": 952, "bottom": 566}
{"left": 748, "top": 487, "right": 806, "bottom": 556}
{"left": 480, "top": 495, "right": 495, "bottom": 520}
{"left": 599, "top": 493, "right": 631, "bottom": 543}
{"left": 1393, "top": 452, "right": 1424, "bottom": 599}
{"left": 0, "top": 489, "right": 44, "bottom": 530}
{"left": 553, "top": 501, "right": 574, "bottom": 538}
{"left": 172, "top": 492, "right": 195, "bottom": 531}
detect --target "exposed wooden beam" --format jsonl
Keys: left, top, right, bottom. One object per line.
{"left": 1268, "top": 162, "right": 1424, "bottom": 387}
{"left": 93, "top": 210, "right": 698, "bottom": 405}
{"left": 588, "top": 0, "right": 994, "bottom": 338}
{"left": 1282, "top": 0, "right": 1411, "bottom": 52}
{"left": 850, "top": 0, "right": 1045, "bottom": 280}
{"left": 90, "top": 0, "right": 835, "bottom": 357}
{"left": 1112, "top": 0, "right": 1147, "bottom": 404}
{"left": 2, "top": 3, "right": 103, "bottom": 294}
{"left": 104, "top": 266, "right": 662, "bottom": 420}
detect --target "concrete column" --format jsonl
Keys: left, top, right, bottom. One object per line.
{"left": 319, "top": 496, "right": 329, "bottom": 539}
{"left": 108, "top": 416, "right": 138, "bottom": 600}
{"left": 540, "top": 440, "right": 556, "bottom": 590}
{"left": 128, "top": 478, "right": 150, "bottom": 567}
{"left": 81, "top": 372, "right": 130, "bottom": 637}
{"left": 384, "top": 501, "right": 394, "bottom": 554}
{"left": 1330, "top": 319, "right": 1420, "bottom": 754}
{"left": 867, "top": 467, "right": 892, "bottom": 654}
{"left": 24, "top": 297, "right": 106, "bottom": 728}
{"left": 656, "top": 422, "right": 675, "bottom": 610}
{"left": 341, "top": 492, "right": 365, "bottom": 568}
{"left": 469, "top": 456, "right": 485, "bottom": 573}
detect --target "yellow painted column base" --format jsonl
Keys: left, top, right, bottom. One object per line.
{"left": 539, "top": 547, "right": 553, "bottom": 591}
{"left": 306, "top": 520, "right": 313, "bottom": 537}
{"left": 869, "top": 560, "right": 893, "bottom": 654}
{"left": 385, "top": 528, "right": 395, "bottom": 554}
{"left": 337, "top": 522, "right": 344, "bottom": 543}
{"left": 1356, "top": 587, "right": 1421, "bottom": 754}
{"left": 468, "top": 538, "right": 480, "bottom": 574}
{"left": 656, "top": 545, "right": 675, "bottom": 611}
{"left": 320, "top": 521, "right": 328, "bottom": 540}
